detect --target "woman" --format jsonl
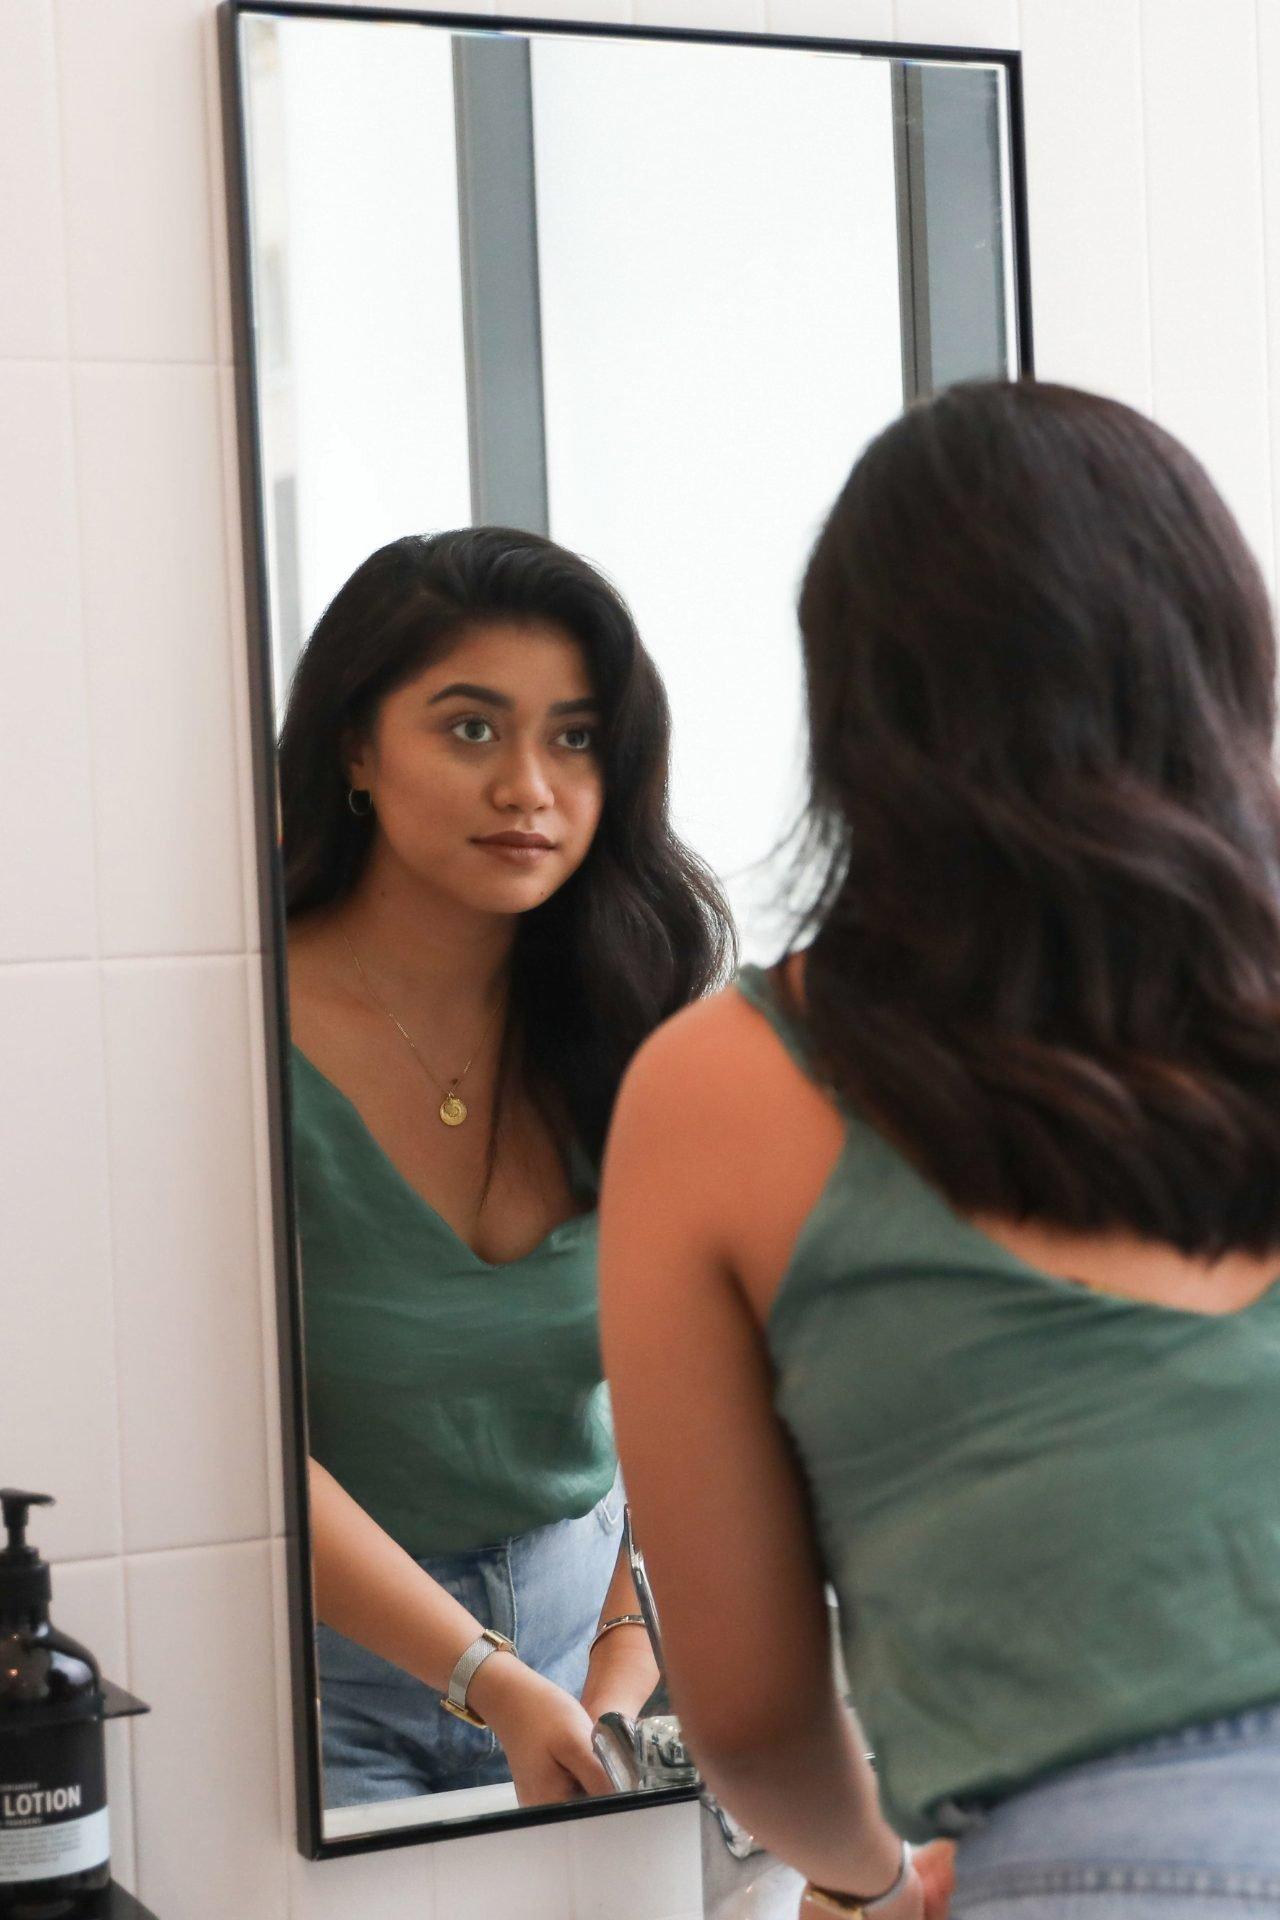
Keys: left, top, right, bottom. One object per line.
{"left": 281, "top": 526, "right": 732, "bottom": 1808}
{"left": 601, "top": 383, "right": 1280, "bottom": 1917}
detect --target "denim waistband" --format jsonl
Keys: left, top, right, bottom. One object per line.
{"left": 949, "top": 1701, "right": 1280, "bottom": 1912}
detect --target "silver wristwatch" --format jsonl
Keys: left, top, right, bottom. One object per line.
{"left": 441, "top": 1627, "right": 517, "bottom": 1728}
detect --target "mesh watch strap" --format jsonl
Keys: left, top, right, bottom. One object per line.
{"left": 442, "top": 1627, "right": 517, "bottom": 1728}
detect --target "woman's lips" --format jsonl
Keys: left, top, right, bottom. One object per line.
{"left": 472, "top": 833, "right": 556, "bottom": 865}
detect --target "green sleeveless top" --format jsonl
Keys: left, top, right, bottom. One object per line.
{"left": 291, "top": 1047, "right": 615, "bottom": 1557}
{"left": 737, "top": 964, "right": 1280, "bottom": 1842}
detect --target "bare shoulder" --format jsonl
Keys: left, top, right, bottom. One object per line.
{"left": 616, "top": 979, "right": 791, "bottom": 1123}
{"left": 605, "top": 962, "right": 845, "bottom": 1320}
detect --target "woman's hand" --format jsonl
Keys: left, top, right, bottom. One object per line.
{"left": 913, "top": 1842, "right": 955, "bottom": 1918}
{"left": 469, "top": 1656, "right": 614, "bottom": 1805}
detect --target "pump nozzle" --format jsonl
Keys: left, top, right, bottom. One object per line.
{"left": 0, "top": 1490, "right": 54, "bottom": 1558}
{"left": 0, "top": 1490, "right": 54, "bottom": 1620}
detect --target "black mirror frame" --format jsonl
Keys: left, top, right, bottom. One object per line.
{"left": 216, "top": 0, "right": 1034, "bottom": 1861}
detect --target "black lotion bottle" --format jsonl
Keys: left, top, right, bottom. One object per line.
{"left": 0, "top": 1492, "right": 109, "bottom": 1918}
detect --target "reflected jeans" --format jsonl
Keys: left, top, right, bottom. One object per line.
{"left": 317, "top": 1479, "right": 624, "bottom": 1808}
{"left": 950, "top": 1703, "right": 1280, "bottom": 1917}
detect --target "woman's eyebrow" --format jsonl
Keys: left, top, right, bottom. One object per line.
{"left": 428, "top": 681, "right": 512, "bottom": 708}
{"left": 548, "top": 696, "right": 602, "bottom": 716}
{"left": 428, "top": 682, "right": 602, "bottom": 717}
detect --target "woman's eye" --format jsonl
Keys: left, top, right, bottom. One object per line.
{"left": 451, "top": 717, "right": 496, "bottom": 745}
{"left": 557, "top": 726, "right": 596, "bottom": 753}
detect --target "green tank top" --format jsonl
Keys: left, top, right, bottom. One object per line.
{"left": 737, "top": 964, "right": 1280, "bottom": 1841}
{"left": 291, "top": 1047, "right": 616, "bottom": 1557}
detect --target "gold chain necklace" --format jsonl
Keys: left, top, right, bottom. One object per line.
{"left": 340, "top": 931, "right": 502, "bottom": 1128}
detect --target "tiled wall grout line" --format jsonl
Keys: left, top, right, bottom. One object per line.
{"left": 42, "top": 3, "right": 142, "bottom": 1885}
{"left": 0, "top": 354, "right": 223, "bottom": 368}
{"left": 0, "top": 949, "right": 263, "bottom": 973}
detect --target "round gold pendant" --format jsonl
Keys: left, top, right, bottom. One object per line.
{"left": 439, "top": 1092, "right": 468, "bottom": 1127}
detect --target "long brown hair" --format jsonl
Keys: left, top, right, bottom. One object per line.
{"left": 793, "top": 380, "right": 1280, "bottom": 1255}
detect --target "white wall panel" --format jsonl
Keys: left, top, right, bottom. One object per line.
{"left": 635, "top": 0, "right": 765, "bottom": 28}
{"left": 127, "top": 1542, "right": 287, "bottom": 1920}
{"left": 767, "top": 0, "right": 893, "bottom": 35}
{"left": 76, "top": 364, "right": 245, "bottom": 957}
{"left": 289, "top": 1847, "right": 437, "bottom": 1920}
{"left": 105, "top": 956, "right": 268, "bottom": 1553}
{"left": 571, "top": 1800, "right": 703, "bottom": 1919}
{"left": 0, "top": 0, "right": 68, "bottom": 357}
{"left": 0, "top": 364, "right": 97, "bottom": 960}
{"left": 56, "top": 0, "right": 218, "bottom": 362}
{"left": 435, "top": 1820, "right": 575, "bottom": 1920}
{"left": 520, "top": 0, "right": 635, "bottom": 19}
{"left": 893, "top": 0, "right": 1018, "bottom": 50}
{"left": 1019, "top": 0, "right": 1151, "bottom": 411}
{"left": 0, "top": 965, "right": 120, "bottom": 1562}
{"left": 1141, "top": 0, "right": 1274, "bottom": 585}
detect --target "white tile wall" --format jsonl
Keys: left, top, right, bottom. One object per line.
{"left": 571, "top": 1801, "right": 703, "bottom": 1920}
{"left": 0, "top": 363, "right": 97, "bottom": 960}
{"left": 103, "top": 955, "right": 268, "bottom": 1554}
{"left": 893, "top": 0, "right": 1017, "bottom": 50}
{"left": 0, "top": 1, "right": 68, "bottom": 358}
{"left": 126, "top": 1541, "right": 286, "bottom": 1919}
{"left": 0, "top": 965, "right": 120, "bottom": 1563}
{"left": 634, "top": 0, "right": 765, "bottom": 26}
{"left": 76, "top": 363, "right": 245, "bottom": 959}
{"left": 765, "top": 0, "right": 893, "bottom": 36}
{"left": 4, "top": 2, "right": 1280, "bottom": 1918}
{"left": 1140, "top": 0, "right": 1275, "bottom": 586}
{"left": 1018, "top": 0, "right": 1152, "bottom": 413}
{"left": 57, "top": 0, "right": 219, "bottom": 364}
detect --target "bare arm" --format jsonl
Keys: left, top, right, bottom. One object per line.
{"left": 309, "top": 1457, "right": 483, "bottom": 1689}
{"left": 598, "top": 1001, "right": 919, "bottom": 1908}
{"left": 308, "top": 1458, "right": 612, "bottom": 1803}
{"left": 579, "top": 1538, "right": 661, "bottom": 1724}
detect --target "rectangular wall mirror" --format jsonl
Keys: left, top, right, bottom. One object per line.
{"left": 219, "top": 1, "right": 1031, "bottom": 1861}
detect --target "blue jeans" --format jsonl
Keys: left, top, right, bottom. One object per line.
{"left": 950, "top": 1704, "right": 1280, "bottom": 1917}
{"left": 317, "top": 1480, "right": 624, "bottom": 1808}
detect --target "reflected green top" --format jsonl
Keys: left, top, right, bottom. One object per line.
{"left": 291, "top": 1047, "right": 615, "bottom": 1557}
{"left": 737, "top": 963, "right": 1280, "bottom": 1842}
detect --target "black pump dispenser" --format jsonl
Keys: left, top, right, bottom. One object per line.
{"left": 0, "top": 1492, "right": 110, "bottom": 1918}
{"left": 0, "top": 1493, "right": 54, "bottom": 1625}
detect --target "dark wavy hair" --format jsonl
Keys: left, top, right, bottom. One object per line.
{"left": 792, "top": 379, "right": 1280, "bottom": 1256}
{"left": 279, "top": 527, "right": 734, "bottom": 1159}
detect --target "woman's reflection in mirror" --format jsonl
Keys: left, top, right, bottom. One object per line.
{"left": 278, "top": 527, "right": 734, "bottom": 1808}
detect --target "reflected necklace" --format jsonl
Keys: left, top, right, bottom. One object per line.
{"left": 340, "top": 931, "right": 502, "bottom": 1128}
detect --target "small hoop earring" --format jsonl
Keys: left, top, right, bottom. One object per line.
{"left": 347, "top": 787, "right": 373, "bottom": 817}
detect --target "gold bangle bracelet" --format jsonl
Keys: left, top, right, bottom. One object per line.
{"left": 588, "top": 1614, "right": 648, "bottom": 1656}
